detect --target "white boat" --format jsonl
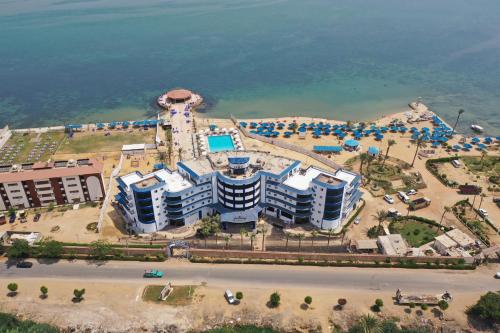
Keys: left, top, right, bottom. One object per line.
{"left": 470, "top": 124, "right": 484, "bottom": 133}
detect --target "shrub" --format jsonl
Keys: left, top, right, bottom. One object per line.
{"left": 421, "top": 304, "right": 428, "bottom": 311}
{"left": 40, "top": 286, "right": 48, "bottom": 298}
{"left": 371, "top": 304, "right": 381, "bottom": 312}
{"left": 409, "top": 302, "right": 416, "bottom": 309}
{"left": 73, "top": 288, "right": 86, "bottom": 302}
{"left": 466, "top": 291, "right": 500, "bottom": 325}
{"left": 269, "top": 292, "right": 280, "bottom": 308}
{"left": 37, "top": 240, "right": 64, "bottom": 258}
{"left": 236, "top": 291, "right": 243, "bottom": 300}
{"left": 7, "top": 239, "right": 31, "bottom": 259}
{"left": 338, "top": 298, "right": 347, "bottom": 306}
{"left": 438, "top": 300, "right": 449, "bottom": 311}
{"left": 7, "top": 283, "right": 18, "bottom": 294}
{"left": 304, "top": 296, "right": 312, "bottom": 305}
{"left": 375, "top": 298, "right": 384, "bottom": 307}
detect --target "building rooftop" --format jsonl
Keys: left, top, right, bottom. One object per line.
{"left": 0, "top": 159, "right": 102, "bottom": 183}
{"left": 283, "top": 167, "right": 356, "bottom": 191}
{"left": 354, "top": 239, "right": 379, "bottom": 250}
{"left": 378, "top": 234, "right": 408, "bottom": 256}
{"left": 445, "top": 228, "right": 475, "bottom": 247}
{"left": 182, "top": 151, "right": 295, "bottom": 179}
{"left": 434, "top": 234, "right": 459, "bottom": 249}
{"left": 119, "top": 168, "right": 193, "bottom": 193}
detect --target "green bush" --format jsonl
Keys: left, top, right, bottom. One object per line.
{"left": 269, "top": 292, "right": 280, "bottom": 308}
{"left": 466, "top": 291, "right": 500, "bottom": 325}
{"left": 421, "top": 304, "right": 428, "bottom": 311}
{"left": 375, "top": 298, "right": 384, "bottom": 307}
{"left": 236, "top": 291, "right": 243, "bottom": 300}
{"left": 0, "top": 312, "right": 59, "bottom": 333}
{"left": 438, "top": 300, "right": 449, "bottom": 311}
{"left": 304, "top": 296, "right": 312, "bottom": 305}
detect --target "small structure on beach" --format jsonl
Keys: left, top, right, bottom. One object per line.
{"left": 166, "top": 89, "right": 192, "bottom": 103}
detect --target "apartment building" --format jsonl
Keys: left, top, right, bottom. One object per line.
{"left": 0, "top": 159, "right": 105, "bottom": 210}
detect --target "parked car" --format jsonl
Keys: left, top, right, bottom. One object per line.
{"left": 388, "top": 208, "right": 401, "bottom": 217}
{"left": 397, "top": 191, "right": 410, "bottom": 203}
{"left": 143, "top": 269, "right": 164, "bottom": 278}
{"left": 224, "top": 289, "right": 236, "bottom": 304}
{"left": 493, "top": 197, "right": 500, "bottom": 203}
{"left": 354, "top": 217, "right": 361, "bottom": 225}
{"left": 33, "top": 213, "right": 41, "bottom": 222}
{"left": 9, "top": 215, "right": 16, "bottom": 224}
{"left": 495, "top": 272, "right": 500, "bottom": 279}
{"left": 384, "top": 195, "right": 394, "bottom": 204}
{"left": 478, "top": 209, "right": 488, "bottom": 218}
{"left": 406, "top": 189, "right": 417, "bottom": 196}
{"left": 16, "top": 261, "right": 33, "bottom": 268}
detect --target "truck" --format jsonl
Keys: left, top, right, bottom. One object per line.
{"left": 143, "top": 269, "right": 164, "bottom": 278}
{"left": 395, "top": 289, "right": 452, "bottom": 305}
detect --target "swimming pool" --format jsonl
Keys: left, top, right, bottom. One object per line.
{"left": 207, "top": 135, "right": 235, "bottom": 153}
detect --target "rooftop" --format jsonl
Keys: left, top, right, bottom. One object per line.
{"left": 182, "top": 151, "right": 295, "bottom": 179}
{"left": 434, "top": 234, "right": 459, "bottom": 249}
{"left": 166, "top": 89, "right": 192, "bottom": 101}
{"left": 378, "top": 234, "right": 408, "bottom": 256}
{"left": 445, "top": 228, "right": 475, "bottom": 247}
{"left": 119, "top": 168, "right": 193, "bottom": 192}
{"left": 0, "top": 159, "right": 102, "bottom": 183}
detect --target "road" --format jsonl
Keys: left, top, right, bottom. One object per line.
{"left": 1, "top": 260, "right": 499, "bottom": 294}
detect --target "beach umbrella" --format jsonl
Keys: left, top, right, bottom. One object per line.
{"left": 298, "top": 127, "right": 307, "bottom": 132}
{"left": 471, "top": 137, "right": 480, "bottom": 143}
{"left": 380, "top": 126, "right": 388, "bottom": 132}
{"left": 344, "top": 139, "right": 359, "bottom": 148}
{"left": 375, "top": 134, "right": 384, "bottom": 141}
{"left": 452, "top": 145, "right": 461, "bottom": 150}
{"left": 239, "top": 122, "right": 248, "bottom": 128}
{"left": 463, "top": 143, "right": 473, "bottom": 149}
{"left": 477, "top": 143, "right": 487, "bottom": 150}
{"left": 367, "top": 146, "right": 379, "bottom": 156}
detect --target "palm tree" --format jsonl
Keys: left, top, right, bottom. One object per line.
{"left": 310, "top": 230, "right": 318, "bottom": 248}
{"left": 259, "top": 225, "right": 268, "bottom": 251}
{"left": 201, "top": 227, "right": 210, "bottom": 248}
{"left": 359, "top": 153, "right": 369, "bottom": 173}
{"left": 373, "top": 210, "right": 388, "bottom": 235}
{"left": 452, "top": 109, "right": 465, "bottom": 133}
{"left": 239, "top": 228, "right": 247, "bottom": 249}
{"left": 285, "top": 232, "right": 292, "bottom": 251}
{"left": 410, "top": 137, "right": 423, "bottom": 167}
{"left": 439, "top": 206, "right": 451, "bottom": 228}
{"left": 297, "top": 233, "right": 305, "bottom": 252}
{"left": 327, "top": 228, "right": 335, "bottom": 247}
{"left": 289, "top": 122, "right": 298, "bottom": 134}
{"left": 250, "top": 233, "right": 256, "bottom": 251}
{"left": 177, "top": 147, "right": 183, "bottom": 161}
{"left": 223, "top": 235, "right": 231, "bottom": 250}
{"left": 480, "top": 150, "right": 488, "bottom": 166}
{"left": 475, "top": 193, "right": 487, "bottom": 219}
{"left": 358, "top": 315, "right": 382, "bottom": 333}
{"left": 382, "top": 139, "right": 396, "bottom": 166}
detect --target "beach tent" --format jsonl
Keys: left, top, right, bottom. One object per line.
{"left": 477, "top": 143, "right": 487, "bottom": 150}
{"left": 209, "top": 124, "right": 218, "bottom": 131}
{"left": 367, "top": 146, "right": 379, "bottom": 156}
{"left": 344, "top": 139, "right": 359, "bottom": 149}
{"left": 283, "top": 131, "right": 293, "bottom": 138}
{"left": 375, "top": 134, "right": 384, "bottom": 141}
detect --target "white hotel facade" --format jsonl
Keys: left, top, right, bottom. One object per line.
{"left": 116, "top": 151, "right": 362, "bottom": 233}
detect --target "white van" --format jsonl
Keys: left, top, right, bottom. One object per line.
{"left": 397, "top": 191, "right": 410, "bottom": 203}
{"left": 224, "top": 289, "right": 235, "bottom": 304}
{"left": 451, "top": 159, "right": 461, "bottom": 168}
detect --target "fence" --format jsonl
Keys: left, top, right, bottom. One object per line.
{"left": 190, "top": 248, "right": 470, "bottom": 264}
{"left": 230, "top": 115, "right": 343, "bottom": 170}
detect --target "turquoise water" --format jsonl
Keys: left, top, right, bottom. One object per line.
{"left": 0, "top": 0, "right": 499, "bottom": 135}
{"left": 208, "top": 135, "right": 235, "bottom": 153}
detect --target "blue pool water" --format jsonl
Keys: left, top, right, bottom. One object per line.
{"left": 207, "top": 135, "right": 235, "bottom": 153}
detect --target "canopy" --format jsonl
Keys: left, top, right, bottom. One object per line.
{"left": 367, "top": 146, "right": 379, "bottom": 155}
{"left": 313, "top": 145, "right": 343, "bottom": 152}
{"left": 344, "top": 139, "right": 359, "bottom": 147}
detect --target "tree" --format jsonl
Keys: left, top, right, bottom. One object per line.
{"left": 452, "top": 108, "right": 465, "bottom": 133}
{"left": 177, "top": 147, "right": 183, "bottom": 161}
{"left": 249, "top": 233, "right": 256, "bottom": 251}
{"left": 382, "top": 139, "right": 396, "bottom": 166}
{"left": 7, "top": 207, "right": 16, "bottom": 217}
{"left": 327, "top": 228, "right": 335, "bottom": 247}
{"left": 304, "top": 296, "right": 312, "bottom": 305}
{"left": 7, "top": 283, "right": 18, "bottom": 296}
{"left": 479, "top": 150, "right": 488, "bottom": 165}
{"left": 297, "top": 233, "right": 305, "bottom": 251}
{"left": 310, "top": 230, "right": 317, "bottom": 248}
{"left": 439, "top": 206, "right": 451, "bottom": 228}
{"left": 475, "top": 193, "right": 487, "bottom": 219}
{"left": 337, "top": 298, "right": 347, "bottom": 310}
{"left": 411, "top": 137, "right": 423, "bottom": 167}
{"left": 358, "top": 315, "right": 382, "bottom": 333}
{"left": 201, "top": 226, "right": 211, "bottom": 248}
{"left": 421, "top": 304, "right": 428, "bottom": 311}
{"left": 73, "top": 288, "right": 86, "bottom": 302}
{"left": 373, "top": 210, "right": 388, "bottom": 235}
{"left": 375, "top": 298, "right": 384, "bottom": 307}
{"left": 239, "top": 228, "right": 247, "bottom": 249}
{"left": 223, "top": 234, "right": 231, "bottom": 250}
{"left": 259, "top": 225, "right": 268, "bottom": 251}
{"left": 89, "top": 240, "right": 113, "bottom": 259}
{"left": 466, "top": 291, "right": 500, "bottom": 325}
{"left": 236, "top": 291, "right": 243, "bottom": 300}
{"left": 7, "top": 239, "right": 31, "bottom": 259}
{"left": 285, "top": 232, "right": 292, "bottom": 250}
{"left": 438, "top": 300, "right": 449, "bottom": 311}
{"left": 359, "top": 153, "right": 369, "bottom": 173}
{"left": 37, "top": 240, "right": 64, "bottom": 258}
{"left": 269, "top": 292, "right": 280, "bottom": 308}
{"left": 40, "top": 286, "right": 48, "bottom": 299}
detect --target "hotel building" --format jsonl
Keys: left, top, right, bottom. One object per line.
{"left": 0, "top": 159, "right": 105, "bottom": 210}
{"left": 116, "top": 151, "right": 362, "bottom": 233}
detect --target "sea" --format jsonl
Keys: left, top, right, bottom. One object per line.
{"left": 1, "top": 0, "right": 499, "bottom": 135}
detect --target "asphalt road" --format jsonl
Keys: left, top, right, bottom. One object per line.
{"left": 1, "top": 260, "right": 499, "bottom": 294}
